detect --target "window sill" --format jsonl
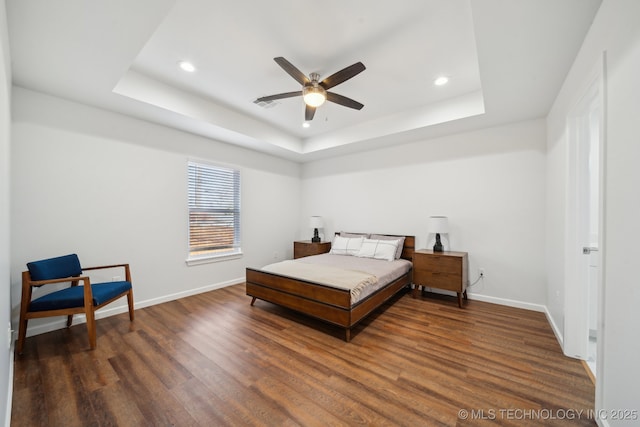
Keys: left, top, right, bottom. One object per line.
{"left": 186, "top": 251, "right": 243, "bottom": 266}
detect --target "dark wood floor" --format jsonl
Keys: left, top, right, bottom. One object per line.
{"left": 12, "top": 284, "right": 595, "bottom": 426}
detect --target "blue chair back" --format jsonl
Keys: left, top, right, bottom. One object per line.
{"left": 27, "top": 254, "right": 82, "bottom": 281}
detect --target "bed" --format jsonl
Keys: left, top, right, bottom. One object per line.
{"left": 246, "top": 233, "right": 414, "bottom": 341}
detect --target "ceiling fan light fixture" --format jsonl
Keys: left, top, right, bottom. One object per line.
{"left": 303, "top": 85, "right": 326, "bottom": 107}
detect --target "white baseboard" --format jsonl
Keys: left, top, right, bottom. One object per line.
{"left": 419, "top": 287, "right": 547, "bottom": 313}
{"left": 4, "top": 340, "right": 14, "bottom": 427}
{"left": 466, "top": 292, "right": 547, "bottom": 313}
{"left": 21, "top": 277, "right": 244, "bottom": 338}
{"left": 543, "top": 306, "right": 564, "bottom": 348}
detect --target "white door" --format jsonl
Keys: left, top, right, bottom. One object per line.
{"left": 564, "top": 71, "right": 603, "bottom": 368}
{"left": 579, "top": 94, "right": 601, "bottom": 369}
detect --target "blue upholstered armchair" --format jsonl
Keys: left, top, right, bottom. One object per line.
{"left": 17, "top": 254, "right": 134, "bottom": 354}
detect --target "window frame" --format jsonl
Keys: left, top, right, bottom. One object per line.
{"left": 185, "top": 160, "right": 242, "bottom": 265}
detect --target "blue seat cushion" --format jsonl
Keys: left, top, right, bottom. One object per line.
{"left": 27, "top": 254, "right": 82, "bottom": 281}
{"left": 29, "top": 281, "right": 132, "bottom": 312}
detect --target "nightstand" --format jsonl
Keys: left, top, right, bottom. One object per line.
{"left": 412, "top": 249, "right": 469, "bottom": 308}
{"left": 293, "top": 240, "right": 331, "bottom": 259}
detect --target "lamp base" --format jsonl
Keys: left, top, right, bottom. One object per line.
{"left": 433, "top": 233, "right": 444, "bottom": 252}
{"left": 311, "top": 228, "right": 320, "bottom": 243}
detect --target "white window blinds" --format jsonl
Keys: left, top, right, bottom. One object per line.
{"left": 188, "top": 161, "right": 241, "bottom": 258}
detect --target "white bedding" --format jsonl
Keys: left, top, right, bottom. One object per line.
{"left": 261, "top": 253, "right": 412, "bottom": 305}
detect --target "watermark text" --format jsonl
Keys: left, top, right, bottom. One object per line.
{"left": 457, "top": 408, "right": 638, "bottom": 421}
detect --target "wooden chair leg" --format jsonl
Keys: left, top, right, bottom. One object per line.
{"left": 17, "top": 317, "right": 28, "bottom": 355}
{"left": 66, "top": 315, "right": 74, "bottom": 327}
{"left": 86, "top": 309, "right": 97, "bottom": 350}
{"left": 18, "top": 272, "right": 32, "bottom": 355}
{"left": 127, "top": 290, "right": 135, "bottom": 321}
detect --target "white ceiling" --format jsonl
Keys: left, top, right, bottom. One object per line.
{"left": 6, "top": 0, "right": 601, "bottom": 162}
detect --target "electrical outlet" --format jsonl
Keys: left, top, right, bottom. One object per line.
{"left": 7, "top": 322, "right": 12, "bottom": 350}
{"left": 479, "top": 268, "right": 485, "bottom": 277}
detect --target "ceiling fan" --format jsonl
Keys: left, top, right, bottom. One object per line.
{"left": 256, "top": 57, "right": 366, "bottom": 121}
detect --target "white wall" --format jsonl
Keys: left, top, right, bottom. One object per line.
{"left": 10, "top": 87, "right": 301, "bottom": 337}
{"left": 302, "top": 119, "right": 547, "bottom": 308}
{"left": 546, "top": 0, "right": 640, "bottom": 424}
{"left": 0, "top": 0, "right": 12, "bottom": 424}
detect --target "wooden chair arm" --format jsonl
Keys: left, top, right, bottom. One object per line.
{"left": 82, "top": 263, "right": 131, "bottom": 282}
{"left": 82, "top": 263, "right": 129, "bottom": 271}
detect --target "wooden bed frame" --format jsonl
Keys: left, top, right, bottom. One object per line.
{"left": 246, "top": 234, "right": 414, "bottom": 341}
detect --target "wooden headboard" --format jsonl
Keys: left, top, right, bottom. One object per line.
{"left": 336, "top": 232, "right": 415, "bottom": 261}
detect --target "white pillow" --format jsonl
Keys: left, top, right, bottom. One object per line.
{"left": 330, "top": 235, "right": 364, "bottom": 256}
{"left": 355, "top": 238, "right": 399, "bottom": 261}
{"left": 370, "top": 235, "right": 405, "bottom": 259}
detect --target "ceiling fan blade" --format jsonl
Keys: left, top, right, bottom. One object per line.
{"left": 305, "top": 105, "right": 316, "bottom": 121}
{"left": 255, "top": 91, "right": 302, "bottom": 103}
{"left": 326, "top": 92, "right": 364, "bottom": 110}
{"left": 320, "top": 62, "right": 366, "bottom": 90}
{"left": 274, "top": 57, "right": 310, "bottom": 85}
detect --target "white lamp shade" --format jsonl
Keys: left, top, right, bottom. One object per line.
{"left": 309, "top": 216, "right": 324, "bottom": 228}
{"left": 303, "top": 83, "right": 327, "bottom": 107}
{"left": 428, "top": 216, "right": 449, "bottom": 233}
{"left": 303, "top": 88, "right": 326, "bottom": 107}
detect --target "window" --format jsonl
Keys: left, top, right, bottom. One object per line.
{"left": 187, "top": 161, "right": 241, "bottom": 262}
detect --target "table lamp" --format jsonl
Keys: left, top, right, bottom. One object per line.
{"left": 309, "top": 216, "right": 323, "bottom": 243}
{"left": 428, "top": 216, "right": 449, "bottom": 252}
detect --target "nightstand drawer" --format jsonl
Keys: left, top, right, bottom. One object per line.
{"left": 413, "top": 270, "right": 461, "bottom": 292}
{"left": 413, "top": 255, "right": 461, "bottom": 275}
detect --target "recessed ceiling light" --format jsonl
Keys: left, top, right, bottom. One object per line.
{"left": 434, "top": 76, "right": 449, "bottom": 86}
{"left": 178, "top": 61, "right": 196, "bottom": 72}
{"left": 302, "top": 122, "right": 311, "bottom": 128}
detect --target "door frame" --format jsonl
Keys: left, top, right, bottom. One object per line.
{"left": 563, "top": 53, "right": 606, "bottom": 370}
